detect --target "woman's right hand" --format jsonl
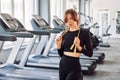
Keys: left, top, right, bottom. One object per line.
{"left": 55, "top": 35, "right": 62, "bottom": 49}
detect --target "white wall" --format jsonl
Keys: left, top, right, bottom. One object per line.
{"left": 91, "top": 0, "right": 120, "bottom": 38}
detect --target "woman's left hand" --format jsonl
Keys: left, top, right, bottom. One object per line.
{"left": 74, "top": 37, "right": 82, "bottom": 51}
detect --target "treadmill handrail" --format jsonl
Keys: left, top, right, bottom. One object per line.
{"left": 0, "top": 33, "right": 16, "bottom": 41}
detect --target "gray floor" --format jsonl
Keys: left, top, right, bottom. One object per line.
{"left": 84, "top": 38, "right": 120, "bottom": 80}
{"left": 0, "top": 38, "right": 120, "bottom": 80}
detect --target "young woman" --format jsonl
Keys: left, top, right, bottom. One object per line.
{"left": 56, "top": 9, "right": 93, "bottom": 80}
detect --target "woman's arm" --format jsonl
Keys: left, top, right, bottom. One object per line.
{"left": 57, "top": 47, "right": 64, "bottom": 57}
{"left": 81, "top": 29, "right": 93, "bottom": 57}
{"left": 56, "top": 35, "right": 64, "bottom": 57}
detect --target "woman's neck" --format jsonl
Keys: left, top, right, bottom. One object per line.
{"left": 69, "top": 26, "right": 79, "bottom": 31}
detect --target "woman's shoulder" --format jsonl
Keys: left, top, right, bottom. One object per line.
{"left": 80, "top": 28, "right": 89, "bottom": 33}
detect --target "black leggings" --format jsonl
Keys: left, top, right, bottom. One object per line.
{"left": 59, "top": 54, "right": 83, "bottom": 80}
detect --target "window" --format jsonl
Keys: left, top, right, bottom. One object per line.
{"left": 1, "top": 0, "right": 13, "bottom": 15}
{"left": 50, "top": 0, "right": 79, "bottom": 27}
{"left": 14, "top": 0, "right": 24, "bottom": 23}
{"left": 116, "top": 11, "right": 120, "bottom": 34}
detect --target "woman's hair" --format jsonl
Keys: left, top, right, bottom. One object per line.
{"left": 64, "top": 9, "right": 80, "bottom": 25}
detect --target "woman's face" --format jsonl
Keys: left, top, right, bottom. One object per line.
{"left": 66, "top": 14, "right": 77, "bottom": 28}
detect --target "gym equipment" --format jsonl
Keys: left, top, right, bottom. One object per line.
{"left": 99, "top": 25, "right": 111, "bottom": 47}
{"left": 0, "top": 13, "right": 58, "bottom": 80}
{"left": 79, "top": 13, "right": 102, "bottom": 47}
{"left": 0, "top": 28, "right": 43, "bottom": 80}
{"left": 86, "top": 23, "right": 100, "bottom": 49}
{"left": 52, "top": 16, "right": 105, "bottom": 63}
{"left": 0, "top": 34, "right": 52, "bottom": 80}
{"left": 0, "top": 33, "right": 16, "bottom": 41}
{"left": 0, "top": 33, "right": 16, "bottom": 64}
{"left": 26, "top": 15, "right": 97, "bottom": 75}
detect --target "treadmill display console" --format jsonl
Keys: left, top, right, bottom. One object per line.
{"left": 53, "top": 16, "right": 65, "bottom": 25}
{"left": 33, "top": 15, "right": 50, "bottom": 29}
{"left": 0, "top": 13, "right": 19, "bottom": 30}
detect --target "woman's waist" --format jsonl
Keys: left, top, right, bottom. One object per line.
{"left": 64, "top": 51, "right": 81, "bottom": 58}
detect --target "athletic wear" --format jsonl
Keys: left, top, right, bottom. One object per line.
{"left": 57, "top": 28, "right": 93, "bottom": 80}
{"left": 59, "top": 54, "right": 83, "bottom": 80}
{"left": 58, "top": 28, "right": 93, "bottom": 57}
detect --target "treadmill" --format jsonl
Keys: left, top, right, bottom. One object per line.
{"left": 26, "top": 15, "right": 97, "bottom": 75}
{"left": 0, "top": 34, "right": 37, "bottom": 80}
{"left": 51, "top": 16, "right": 105, "bottom": 63}
{"left": 0, "top": 13, "right": 59, "bottom": 80}
{"left": 0, "top": 34, "right": 49, "bottom": 80}
{"left": 0, "top": 32, "right": 17, "bottom": 64}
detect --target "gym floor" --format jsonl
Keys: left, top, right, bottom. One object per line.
{"left": 0, "top": 38, "right": 120, "bottom": 80}
{"left": 84, "top": 38, "right": 120, "bottom": 80}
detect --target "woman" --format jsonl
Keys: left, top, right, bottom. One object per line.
{"left": 56, "top": 9, "right": 93, "bottom": 80}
